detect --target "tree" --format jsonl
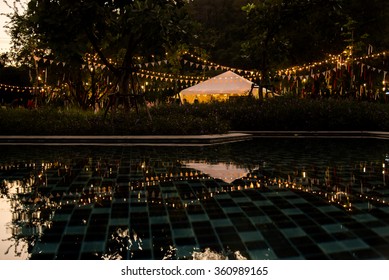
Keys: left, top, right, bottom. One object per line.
{"left": 187, "top": 0, "right": 250, "bottom": 68}
{"left": 0, "top": 53, "right": 7, "bottom": 68}
{"left": 241, "top": 0, "right": 345, "bottom": 86}
{"left": 0, "top": 65, "right": 31, "bottom": 106}
{"left": 342, "top": 0, "right": 389, "bottom": 54}
{"left": 9, "top": 0, "right": 192, "bottom": 112}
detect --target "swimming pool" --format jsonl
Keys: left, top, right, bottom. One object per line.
{"left": 1, "top": 139, "right": 389, "bottom": 260}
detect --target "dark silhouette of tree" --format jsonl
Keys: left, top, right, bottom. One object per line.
{"left": 8, "top": 0, "right": 192, "bottom": 111}
{"left": 241, "top": 0, "right": 346, "bottom": 85}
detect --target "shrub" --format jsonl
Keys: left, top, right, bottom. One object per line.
{"left": 1, "top": 98, "right": 389, "bottom": 135}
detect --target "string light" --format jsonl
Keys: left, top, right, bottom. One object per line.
{"left": 2, "top": 49, "right": 387, "bottom": 95}
{"left": 0, "top": 83, "right": 49, "bottom": 93}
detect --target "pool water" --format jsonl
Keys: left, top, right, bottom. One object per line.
{"left": 1, "top": 139, "right": 389, "bottom": 260}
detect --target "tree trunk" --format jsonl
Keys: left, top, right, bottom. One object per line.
{"left": 118, "top": 70, "right": 131, "bottom": 111}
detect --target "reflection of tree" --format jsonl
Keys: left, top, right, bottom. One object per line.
{"left": 192, "top": 248, "right": 247, "bottom": 260}
{"left": 1, "top": 174, "right": 53, "bottom": 259}
{"left": 103, "top": 228, "right": 143, "bottom": 260}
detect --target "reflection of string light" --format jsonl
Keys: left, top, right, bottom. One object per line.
{"left": 2, "top": 158, "right": 389, "bottom": 219}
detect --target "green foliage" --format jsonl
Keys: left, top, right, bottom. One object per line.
{"left": 8, "top": 0, "right": 194, "bottom": 111}
{"left": 215, "top": 97, "right": 389, "bottom": 131}
{"left": 0, "top": 104, "right": 230, "bottom": 135}
{"left": 241, "top": 0, "right": 345, "bottom": 76}
{"left": 0, "top": 66, "right": 31, "bottom": 86}
{"left": 3, "top": 98, "right": 389, "bottom": 135}
{"left": 343, "top": 0, "right": 389, "bottom": 52}
{"left": 186, "top": 0, "right": 251, "bottom": 68}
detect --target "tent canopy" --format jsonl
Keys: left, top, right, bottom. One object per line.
{"left": 183, "top": 161, "right": 249, "bottom": 184}
{"left": 180, "top": 71, "right": 257, "bottom": 103}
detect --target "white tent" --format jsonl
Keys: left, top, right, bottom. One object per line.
{"left": 179, "top": 71, "right": 258, "bottom": 103}
{"left": 183, "top": 161, "right": 249, "bottom": 184}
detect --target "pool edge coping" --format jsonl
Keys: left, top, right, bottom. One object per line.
{"left": 0, "top": 133, "right": 253, "bottom": 146}
{"left": 1, "top": 131, "right": 389, "bottom": 145}
{"left": 231, "top": 131, "right": 389, "bottom": 140}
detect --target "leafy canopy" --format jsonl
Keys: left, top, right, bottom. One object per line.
{"left": 16, "top": 0, "right": 191, "bottom": 74}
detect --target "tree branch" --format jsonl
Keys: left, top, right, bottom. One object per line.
{"left": 86, "top": 29, "right": 120, "bottom": 77}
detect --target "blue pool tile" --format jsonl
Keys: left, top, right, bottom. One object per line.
{"left": 253, "top": 200, "right": 274, "bottom": 207}
{"left": 249, "top": 215, "right": 273, "bottom": 224}
{"left": 281, "top": 207, "right": 304, "bottom": 215}
{"left": 318, "top": 241, "right": 346, "bottom": 254}
{"left": 352, "top": 213, "right": 379, "bottom": 223}
{"left": 65, "top": 226, "right": 87, "bottom": 235}
{"left": 322, "top": 224, "right": 348, "bottom": 234}
{"left": 371, "top": 226, "right": 389, "bottom": 237}
{"left": 340, "top": 239, "right": 370, "bottom": 251}
{"left": 281, "top": 227, "right": 307, "bottom": 238}
{"left": 249, "top": 248, "right": 277, "bottom": 260}
{"left": 32, "top": 242, "right": 59, "bottom": 254}
{"left": 188, "top": 213, "right": 209, "bottom": 222}
{"left": 172, "top": 228, "right": 195, "bottom": 238}
{"left": 239, "top": 231, "right": 264, "bottom": 242}
{"left": 210, "top": 218, "right": 233, "bottom": 227}
{"left": 81, "top": 241, "right": 106, "bottom": 252}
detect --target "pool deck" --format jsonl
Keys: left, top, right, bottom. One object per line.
{"left": 0, "top": 133, "right": 253, "bottom": 146}
{"left": 231, "top": 131, "right": 389, "bottom": 139}
{"left": 1, "top": 131, "right": 389, "bottom": 145}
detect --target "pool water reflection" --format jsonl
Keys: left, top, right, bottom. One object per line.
{"left": 1, "top": 139, "right": 389, "bottom": 260}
